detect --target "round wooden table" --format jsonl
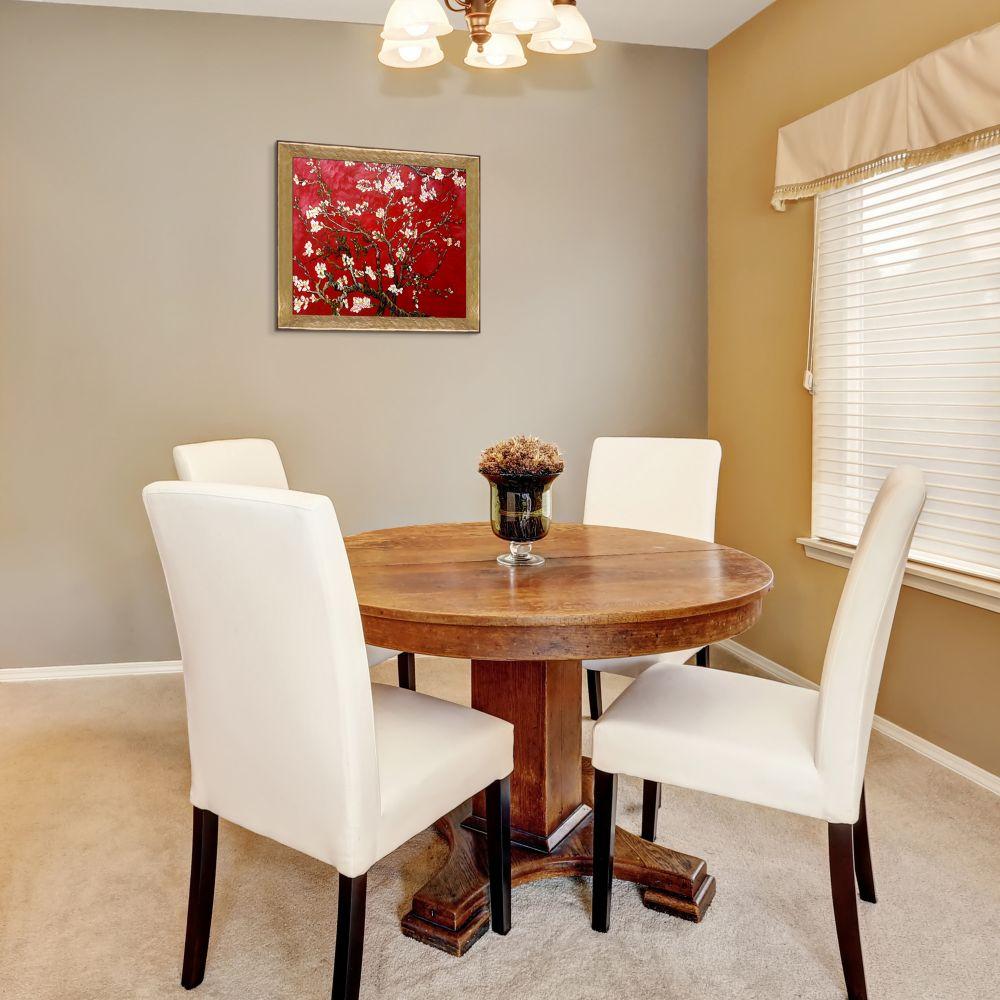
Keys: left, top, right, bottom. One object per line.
{"left": 346, "top": 522, "right": 774, "bottom": 956}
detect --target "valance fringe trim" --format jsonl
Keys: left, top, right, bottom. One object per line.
{"left": 772, "top": 123, "right": 1000, "bottom": 210}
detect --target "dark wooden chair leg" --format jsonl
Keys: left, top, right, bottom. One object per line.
{"left": 181, "top": 807, "right": 218, "bottom": 991}
{"left": 641, "top": 780, "right": 661, "bottom": 842}
{"left": 853, "top": 785, "right": 876, "bottom": 904}
{"left": 331, "top": 873, "right": 367, "bottom": 1000}
{"left": 485, "top": 776, "right": 512, "bottom": 935}
{"left": 829, "top": 823, "right": 869, "bottom": 1000}
{"left": 586, "top": 669, "right": 603, "bottom": 721}
{"left": 695, "top": 646, "right": 710, "bottom": 667}
{"left": 397, "top": 652, "right": 416, "bottom": 691}
{"left": 591, "top": 768, "right": 618, "bottom": 933}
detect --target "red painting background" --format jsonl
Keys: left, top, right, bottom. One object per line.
{"left": 290, "top": 156, "right": 467, "bottom": 319}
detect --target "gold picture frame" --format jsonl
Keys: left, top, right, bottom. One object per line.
{"left": 277, "top": 141, "right": 480, "bottom": 333}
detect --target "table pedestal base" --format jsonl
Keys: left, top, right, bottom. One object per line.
{"left": 401, "top": 760, "right": 716, "bottom": 957}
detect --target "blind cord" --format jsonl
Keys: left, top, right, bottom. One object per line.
{"left": 804, "top": 198, "right": 819, "bottom": 394}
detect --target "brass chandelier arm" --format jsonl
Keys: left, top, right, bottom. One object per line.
{"left": 444, "top": 0, "right": 497, "bottom": 50}
{"left": 443, "top": 0, "right": 496, "bottom": 11}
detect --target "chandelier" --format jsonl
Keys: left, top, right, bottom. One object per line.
{"left": 379, "top": 0, "right": 596, "bottom": 70}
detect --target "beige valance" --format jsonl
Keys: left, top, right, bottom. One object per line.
{"left": 772, "top": 21, "right": 1000, "bottom": 210}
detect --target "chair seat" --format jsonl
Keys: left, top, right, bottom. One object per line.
{"left": 372, "top": 684, "right": 513, "bottom": 861}
{"left": 592, "top": 662, "right": 829, "bottom": 821}
{"left": 365, "top": 645, "right": 398, "bottom": 669}
{"left": 583, "top": 647, "right": 700, "bottom": 677}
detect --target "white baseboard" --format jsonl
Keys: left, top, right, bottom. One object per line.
{"left": 717, "top": 639, "right": 1000, "bottom": 797}
{"left": 0, "top": 660, "right": 183, "bottom": 683}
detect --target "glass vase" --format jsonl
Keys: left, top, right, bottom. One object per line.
{"left": 483, "top": 471, "right": 559, "bottom": 567}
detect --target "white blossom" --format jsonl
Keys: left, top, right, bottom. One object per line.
{"left": 315, "top": 262, "right": 327, "bottom": 279}
{"left": 364, "top": 266, "right": 377, "bottom": 281}
{"left": 388, "top": 283, "right": 403, "bottom": 295}
{"left": 382, "top": 171, "right": 405, "bottom": 193}
{"left": 342, "top": 254, "right": 355, "bottom": 269}
{"left": 384, "top": 263, "right": 395, "bottom": 278}
{"left": 432, "top": 167, "right": 444, "bottom": 180}
{"left": 350, "top": 296, "right": 373, "bottom": 314}
{"left": 293, "top": 276, "right": 311, "bottom": 292}
{"left": 375, "top": 208, "right": 386, "bottom": 220}
{"left": 395, "top": 248, "right": 406, "bottom": 261}
{"left": 310, "top": 220, "right": 322, "bottom": 233}
{"left": 452, "top": 172, "right": 467, "bottom": 188}
{"left": 303, "top": 241, "right": 313, "bottom": 257}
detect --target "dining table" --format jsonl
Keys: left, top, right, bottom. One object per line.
{"left": 345, "top": 521, "right": 774, "bottom": 956}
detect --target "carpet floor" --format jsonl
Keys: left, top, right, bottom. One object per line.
{"left": 1, "top": 653, "right": 997, "bottom": 1000}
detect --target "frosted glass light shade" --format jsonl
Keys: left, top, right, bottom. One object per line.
{"left": 381, "top": 0, "right": 452, "bottom": 41}
{"left": 528, "top": 3, "right": 596, "bottom": 54}
{"left": 464, "top": 33, "right": 527, "bottom": 69}
{"left": 379, "top": 37, "right": 445, "bottom": 68}
{"left": 488, "top": 0, "right": 558, "bottom": 36}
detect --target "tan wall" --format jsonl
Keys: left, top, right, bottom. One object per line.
{"left": 708, "top": 0, "right": 1000, "bottom": 775}
{"left": 0, "top": 2, "right": 707, "bottom": 668}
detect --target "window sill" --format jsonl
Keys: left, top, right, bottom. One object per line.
{"left": 796, "top": 537, "right": 1000, "bottom": 614}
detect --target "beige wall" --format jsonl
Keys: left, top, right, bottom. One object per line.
{"left": 708, "top": 0, "right": 1000, "bottom": 775}
{"left": 0, "top": 2, "right": 707, "bottom": 668}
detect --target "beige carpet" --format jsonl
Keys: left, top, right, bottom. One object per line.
{"left": 1, "top": 653, "right": 998, "bottom": 1000}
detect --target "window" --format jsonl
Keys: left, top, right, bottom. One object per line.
{"left": 807, "top": 146, "right": 1000, "bottom": 589}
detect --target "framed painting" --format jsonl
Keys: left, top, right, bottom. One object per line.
{"left": 277, "top": 141, "right": 480, "bottom": 332}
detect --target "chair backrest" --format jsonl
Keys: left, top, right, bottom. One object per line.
{"left": 815, "top": 466, "right": 926, "bottom": 822}
{"left": 173, "top": 439, "right": 289, "bottom": 489}
{"left": 143, "top": 481, "right": 379, "bottom": 876}
{"left": 583, "top": 438, "right": 722, "bottom": 541}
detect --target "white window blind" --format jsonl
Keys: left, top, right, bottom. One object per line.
{"left": 811, "top": 145, "right": 1000, "bottom": 583}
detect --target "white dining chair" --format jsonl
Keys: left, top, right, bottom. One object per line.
{"left": 589, "top": 465, "right": 927, "bottom": 1000}
{"left": 582, "top": 437, "right": 722, "bottom": 719}
{"left": 144, "top": 482, "right": 514, "bottom": 1000}
{"left": 172, "top": 439, "right": 412, "bottom": 689}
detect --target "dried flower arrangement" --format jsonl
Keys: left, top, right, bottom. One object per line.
{"left": 478, "top": 435, "right": 565, "bottom": 478}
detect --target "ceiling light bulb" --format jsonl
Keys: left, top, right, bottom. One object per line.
{"left": 381, "top": 0, "right": 453, "bottom": 42}
{"left": 380, "top": 36, "right": 444, "bottom": 67}
{"left": 488, "top": 0, "right": 559, "bottom": 36}
{"left": 465, "top": 32, "right": 526, "bottom": 69}
{"left": 527, "top": 2, "right": 596, "bottom": 56}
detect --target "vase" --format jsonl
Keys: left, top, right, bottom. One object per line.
{"left": 483, "top": 471, "right": 559, "bottom": 567}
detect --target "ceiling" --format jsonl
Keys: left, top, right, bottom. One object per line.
{"left": 23, "top": 1, "right": 777, "bottom": 49}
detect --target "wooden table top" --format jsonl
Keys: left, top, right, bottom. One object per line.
{"left": 347, "top": 523, "right": 773, "bottom": 660}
